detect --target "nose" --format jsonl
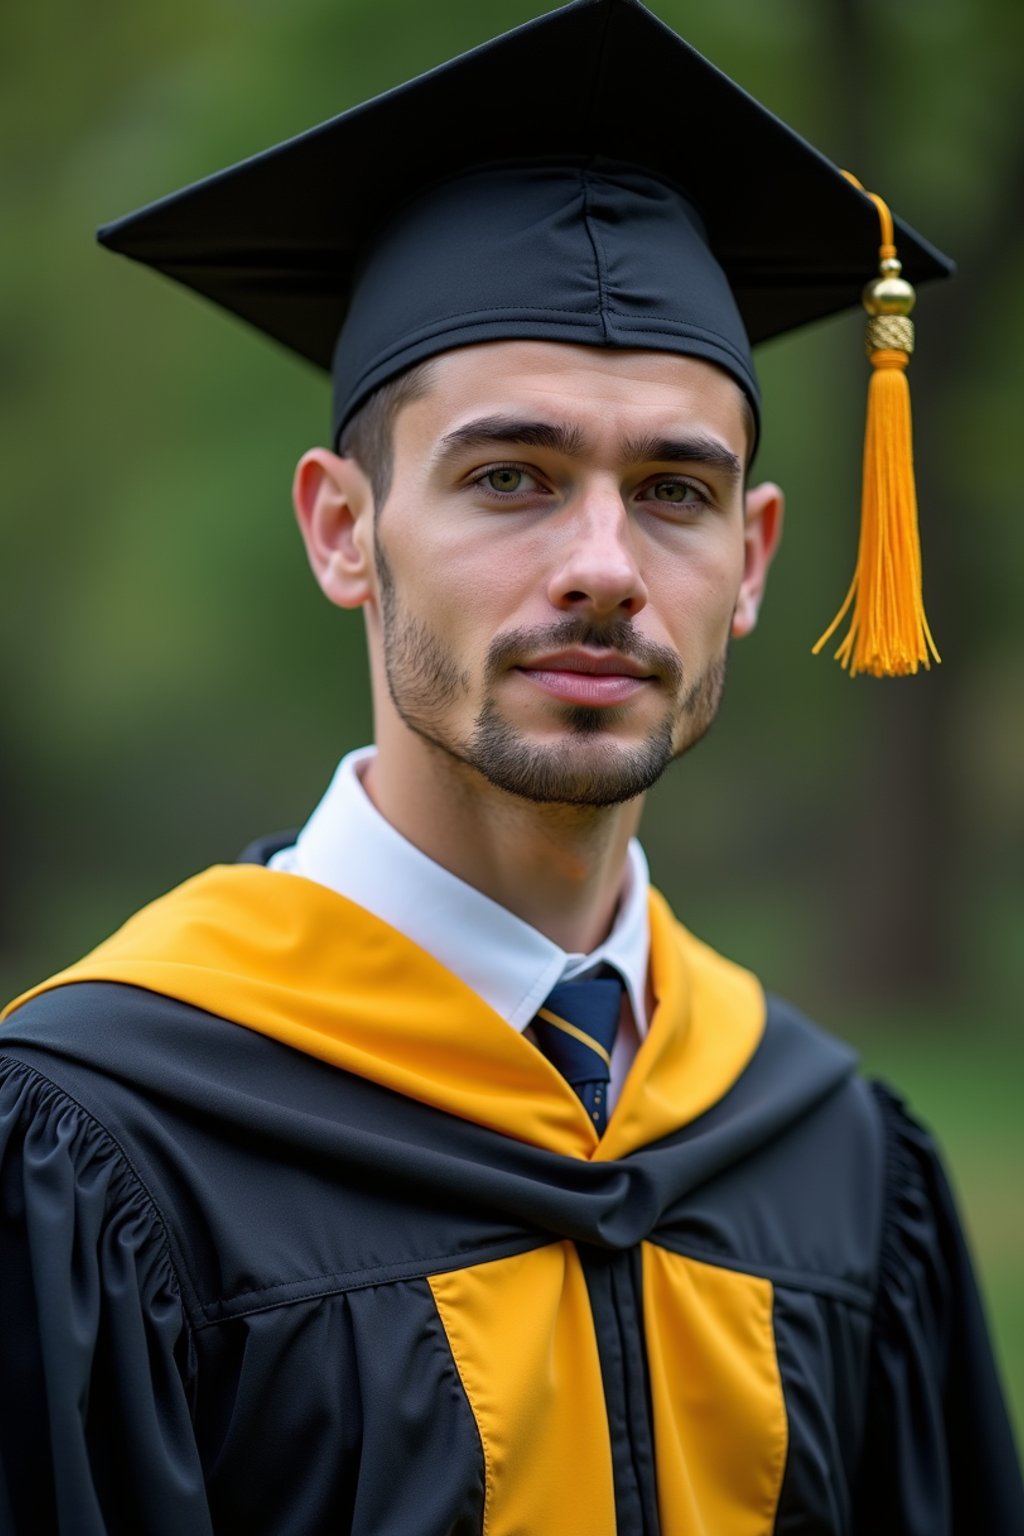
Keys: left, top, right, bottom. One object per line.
{"left": 547, "top": 485, "right": 648, "bottom": 620}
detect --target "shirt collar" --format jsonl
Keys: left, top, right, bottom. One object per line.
{"left": 268, "top": 746, "right": 651, "bottom": 1035}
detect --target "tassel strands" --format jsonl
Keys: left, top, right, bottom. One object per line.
{"left": 813, "top": 174, "right": 940, "bottom": 677}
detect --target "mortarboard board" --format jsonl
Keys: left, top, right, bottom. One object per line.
{"left": 96, "top": 0, "right": 954, "bottom": 677}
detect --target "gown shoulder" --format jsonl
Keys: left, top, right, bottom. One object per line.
{"left": 0, "top": 1052, "right": 212, "bottom": 1535}
{"left": 853, "top": 1082, "right": 1024, "bottom": 1535}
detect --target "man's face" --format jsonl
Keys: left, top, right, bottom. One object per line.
{"left": 361, "top": 341, "right": 765, "bottom": 808}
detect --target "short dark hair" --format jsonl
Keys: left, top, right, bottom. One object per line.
{"left": 338, "top": 359, "right": 438, "bottom": 507}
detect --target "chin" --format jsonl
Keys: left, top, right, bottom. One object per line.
{"left": 462, "top": 704, "right": 678, "bottom": 808}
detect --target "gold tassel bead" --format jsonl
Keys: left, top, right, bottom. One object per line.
{"left": 866, "top": 313, "right": 914, "bottom": 356}
{"left": 863, "top": 261, "right": 916, "bottom": 319}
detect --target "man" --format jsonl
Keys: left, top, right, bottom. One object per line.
{"left": 1, "top": 1, "right": 1021, "bottom": 1532}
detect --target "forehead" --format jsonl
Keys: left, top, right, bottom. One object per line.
{"left": 398, "top": 341, "right": 752, "bottom": 460}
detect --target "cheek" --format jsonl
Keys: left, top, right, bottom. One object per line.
{"left": 379, "top": 510, "right": 507, "bottom": 647}
{"left": 389, "top": 500, "right": 544, "bottom": 630}
{"left": 648, "top": 530, "right": 745, "bottom": 643}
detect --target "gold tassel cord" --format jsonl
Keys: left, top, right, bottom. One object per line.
{"left": 812, "top": 173, "right": 940, "bottom": 677}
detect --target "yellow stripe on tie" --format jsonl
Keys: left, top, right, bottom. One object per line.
{"left": 536, "top": 1007, "right": 613, "bottom": 1067}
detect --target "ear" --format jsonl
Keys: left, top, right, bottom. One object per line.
{"left": 732, "top": 480, "right": 784, "bottom": 639}
{"left": 291, "top": 448, "right": 375, "bottom": 610}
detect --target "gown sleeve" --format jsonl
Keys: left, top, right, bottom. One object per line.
{"left": 853, "top": 1083, "right": 1024, "bottom": 1535}
{"left": 0, "top": 1054, "right": 213, "bottom": 1535}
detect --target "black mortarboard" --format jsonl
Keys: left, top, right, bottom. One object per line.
{"left": 97, "top": 0, "right": 954, "bottom": 676}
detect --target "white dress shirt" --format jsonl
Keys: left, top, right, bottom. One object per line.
{"left": 268, "top": 747, "right": 651, "bottom": 1107}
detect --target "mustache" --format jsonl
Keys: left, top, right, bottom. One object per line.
{"left": 484, "top": 617, "right": 683, "bottom": 690}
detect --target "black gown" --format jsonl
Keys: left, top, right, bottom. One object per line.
{"left": 0, "top": 860, "right": 1020, "bottom": 1534}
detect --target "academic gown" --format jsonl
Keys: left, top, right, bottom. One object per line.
{"left": 0, "top": 860, "right": 1020, "bottom": 1535}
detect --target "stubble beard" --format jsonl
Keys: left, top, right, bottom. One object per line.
{"left": 375, "top": 530, "right": 728, "bottom": 808}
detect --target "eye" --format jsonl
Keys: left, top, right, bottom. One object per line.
{"left": 647, "top": 476, "right": 706, "bottom": 506}
{"left": 641, "top": 477, "right": 711, "bottom": 513}
{"left": 473, "top": 464, "right": 542, "bottom": 496}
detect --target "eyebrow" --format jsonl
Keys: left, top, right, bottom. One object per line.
{"left": 620, "top": 431, "right": 743, "bottom": 482}
{"left": 434, "top": 415, "right": 743, "bottom": 482}
{"left": 435, "top": 416, "right": 587, "bottom": 462}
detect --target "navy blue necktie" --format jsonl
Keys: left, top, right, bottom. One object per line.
{"left": 532, "top": 973, "right": 623, "bottom": 1134}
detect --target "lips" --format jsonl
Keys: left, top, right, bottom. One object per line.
{"left": 515, "top": 649, "right": 655, "bottom": 706}
{"left": 517, "top": 649, "right": 654, "bottom": 680}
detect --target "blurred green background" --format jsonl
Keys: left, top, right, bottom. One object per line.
{"left": 2, "top": 0, "right": 1022, "bottom": 1439}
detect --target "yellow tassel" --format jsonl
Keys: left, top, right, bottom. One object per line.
{"left": 813, "top": 176, "right": 940, "bottom": 677}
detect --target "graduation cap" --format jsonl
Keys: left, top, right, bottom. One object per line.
{"left": 97, "top": 0, "right": 953, "bottom": 677}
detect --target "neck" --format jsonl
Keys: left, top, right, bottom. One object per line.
{"left": 364, "top": 723, "right": 642, "bottom": 955}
